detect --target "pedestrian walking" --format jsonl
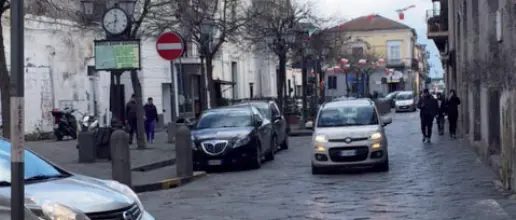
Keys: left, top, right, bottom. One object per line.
{"left": 143, "top": 97, "right": 158, "bottom": 143}
{"left": 125, "top": 94, "right": 138, "bottom": 145}
{"left": 446, "top": 89, "right": 461, "bottom": 138}
{"left": 436, "top": 92, "right": 446, "bottom": 136}
{"left": 417, "top": 89, "right": 438, "bottom": 143}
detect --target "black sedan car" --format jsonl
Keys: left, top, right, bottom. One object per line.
{"left": 191, "top": 106, "right": 274, "bottom": 170}
{"left": 233, "top": 100, "right": 289, "bottom": 151}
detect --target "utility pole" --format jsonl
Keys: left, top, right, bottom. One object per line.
{"left": 301, "top": 56, "right": 308, "bottom": 127}
{"left": 10, "top": 0, "right": 25, "bottom": 218}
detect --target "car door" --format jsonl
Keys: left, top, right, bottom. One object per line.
{"left": 270, "top": 102, "right": 286, "bottom": 142}
{"left": 251, "top": 107, "right": 271, "bottom": 154}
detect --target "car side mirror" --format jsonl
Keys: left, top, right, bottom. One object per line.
{"left": 254, "top": 118, "right": 263, "bottom": 127}
{"left": 381, "top": 115, "right": 392, "bottom": 126}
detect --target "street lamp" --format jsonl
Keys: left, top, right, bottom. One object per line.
{"left": 118, "top": 0, "right": 137, "bottom": 16}
{"left": 198, "top": 19, "right": 216, "bottom": 110}
{"left": 80, "top": 0, "right": 95, "bottom": 17}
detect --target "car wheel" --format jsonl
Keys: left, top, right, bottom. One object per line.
{"left": 265, "top": 137, "right": 275, "bottom": 161}
{"left": 249, "top": 145, "right": 262, "bottom": 169}
{"left": 311, "top": 164, "right": 325, "bottom": 175}
{"left": 375, "top": 159, "right": 389, "bottom": 172}
{"left": 280, "top": 137, "right": 289, "bottom": 150}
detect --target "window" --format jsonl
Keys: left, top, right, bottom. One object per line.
{"left": 271, "top": 103, "right": 280, "bottom": 117}
{"left": 327, "top": 75, "right": 337, "bottom": 89}
{"left": 196, "top": 109, "right": 252, "bottom": 129}
{"left": 386, "top": 41, "right": 402, "bottom": 64}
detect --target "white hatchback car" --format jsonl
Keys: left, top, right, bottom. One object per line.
{"left": 307, "top": 98, "right": 392, "bottom": 174}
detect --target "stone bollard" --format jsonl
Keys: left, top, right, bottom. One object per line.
{"left": 110, "top": 129, "right": 132, "bottom": 187}
{"left": 78, "top": 131, "right": 96, "bottom": 163}
{"left": 167, "top": 121, "right": 176, "bottom": 143}
{"left": 175, "top": 124, "right": 193, "bottom": 178}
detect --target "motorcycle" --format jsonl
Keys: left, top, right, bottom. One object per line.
{"left": 50, "top": 108, "right": 78, "bottom": 141}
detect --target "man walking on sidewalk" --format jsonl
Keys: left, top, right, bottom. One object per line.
{"left": 143, "top": 97, "right": 158, "bottom": 143}
{"left": 125, "top": 94, "right": 138, "bottom": 145}
{"left": 417, "top": 89, "right": 438, "bottom": 143}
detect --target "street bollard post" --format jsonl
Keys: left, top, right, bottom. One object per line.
{"left": 175, "top": 124, "right": 193, "bottom": 178}
{"left": 110, "top": 129, "right": 132, "bottom": 187}
{"left": 78, "top": 131, "right": 96, "bottom": 163}
{"left": 167, "top": 121, "right": 176, "bottom": 143}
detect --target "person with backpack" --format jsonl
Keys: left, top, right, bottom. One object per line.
{"left": 436, "top": 92, "right": 447, "bottom": 136}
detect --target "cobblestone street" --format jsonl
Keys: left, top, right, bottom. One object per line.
{"left": 139, "top": 112, "right": 516, "bottom": 220}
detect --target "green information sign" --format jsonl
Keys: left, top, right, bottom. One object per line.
{"left": 94, "top": 40, "right": 141, "bottom": 71}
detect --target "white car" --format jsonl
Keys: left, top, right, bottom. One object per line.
{"left": 307, "top": 98, "right": 391, "bottom": 174}
{"left": 394, "top": 91, "right": 417, "bottom": 112}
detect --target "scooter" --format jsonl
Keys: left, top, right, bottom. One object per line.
{"left": 50, "top": 108, "right": 78, "bottom": 141}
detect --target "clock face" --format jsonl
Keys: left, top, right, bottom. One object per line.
{"left": 102, "top": 8, "right": 129, "bottom": 35}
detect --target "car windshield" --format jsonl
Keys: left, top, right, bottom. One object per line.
{"left": 250, "top": 103, "right": 270, "bottom": 119}
{"left": 196, "top": 109, "right": 253, "bottom": 129}
{"left": 385, "top": 92, "right": 398, "bottom": 99}
{"left": 0, "top": 139, "right": 66, "bottom": 184}
{"left": 396, "top": 93, "right": 413, "bottom": 100}
{"left": 317, "top": 105, "right": 379, "bottom": 127}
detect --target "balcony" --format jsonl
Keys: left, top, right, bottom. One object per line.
{"left": 385, "top": 59, "right": 405, "bottom": 69}
{"left": 426, "top": 7, "right": 448, "bottom": 52}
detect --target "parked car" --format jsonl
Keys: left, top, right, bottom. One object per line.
{"left": 191, "top": 106, "right": 274, "bottom": 170}
{"left": 233, "top": 100, "right": 289, "bottom": 151}
{"left": 306, "top": 98, "right": 391, "bottom": 174}
{"left": 384, "top": 91, "right": 400, "bottom": 108}
{"left": 0, "top": 137, "right": 155, "bottom": 220}
{"left": 394, "top": 91, "right": 417, "bottom": 112}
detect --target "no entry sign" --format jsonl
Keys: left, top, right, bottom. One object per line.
{"left": 156, "top": 32, "right": 184, "bottom": 61}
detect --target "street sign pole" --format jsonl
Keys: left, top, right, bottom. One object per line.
{"left": 10, "top": 0, "right": 25, "bottom": 218}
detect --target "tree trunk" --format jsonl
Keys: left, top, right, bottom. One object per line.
{"left": 130, "top": 70, "right": 147, "bottom": 149}
{"left": 0, "top": 23, "right": 10, "bottom": 139}
{"left": 206, "top": 57, "right": 216, "bottom": 108}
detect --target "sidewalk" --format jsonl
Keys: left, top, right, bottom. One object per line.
{"left": 26, "top": 131, "right": 206, "bottom": 192}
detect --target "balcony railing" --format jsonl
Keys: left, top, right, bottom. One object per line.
{"left": 426, "top": 9, "right": 448, "bottom": 34}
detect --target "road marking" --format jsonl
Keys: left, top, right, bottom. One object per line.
{"left": 157, "top": 43, "right": 182, "bottom": 50}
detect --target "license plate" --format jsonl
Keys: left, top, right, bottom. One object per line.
{"left": 401, "top": 106, "right": 408, "bottom": 109}
{"left": 207, "top": 160, "right": 222, "bottom": 165}
{"left": 340, "top": 150, "right": 356, "bottom": 156}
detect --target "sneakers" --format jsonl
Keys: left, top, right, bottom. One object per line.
{"left": 422, "top": 137, "right": 431, "bottom": 143}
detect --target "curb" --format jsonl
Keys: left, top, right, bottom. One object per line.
{"left": 131, "top": 158, "right": 176, "bottom": 172}
{"left": 288, "top": 131, "right": 313, "bottom": 137}
{"left": 132, "top": 171, "right": 207, "bottom": 193}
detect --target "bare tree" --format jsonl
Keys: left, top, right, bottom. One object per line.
{"left": 241, "top": 0, "right": 334, "bottom": 112}
{"left": 338, "top": 44, "right": 384, "bottom": 96}
{"left": 147, "top": 0, "right": 259, "bottom": 109}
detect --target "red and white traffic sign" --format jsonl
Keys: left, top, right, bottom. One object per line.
{"left": 156, "top": 32, "right": 184, "bottom": 61}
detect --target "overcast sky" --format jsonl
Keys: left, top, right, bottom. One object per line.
{"left": 305, "top": 0, "right": 443, "bottom": 78}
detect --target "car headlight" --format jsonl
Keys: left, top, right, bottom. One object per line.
{"left": 234, "top": 136, "right": 251, "bottom": 148}
{"left": 40, "top": 202, "right": 90, "bottom": 220}
{"left": 370, "top": 132, "right": 382, "bottom": 140}
{"left": 314, "top": 135, "right": 328, "bottom": 143}
{"left": 191, "top": 136, "right": 198, "bottom": 150}
{"left": 105, "top": 180, "right": 145, "bottom": 211}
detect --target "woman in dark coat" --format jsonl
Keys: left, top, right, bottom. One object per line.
{"left": 436, "top": 92, "right": 446, "bottom": 135}
{"left": 446, "top": 89, "right": 461, "bottom": 138}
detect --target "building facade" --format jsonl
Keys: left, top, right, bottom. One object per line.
{"left": 429, "top": 0, "right": 516, "bottom": 191}
{"left": 324, "top": 15, "right": 426, "bottom": 97}
{"left": 0, "top": 12, "right": 275, "bottom": 133}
